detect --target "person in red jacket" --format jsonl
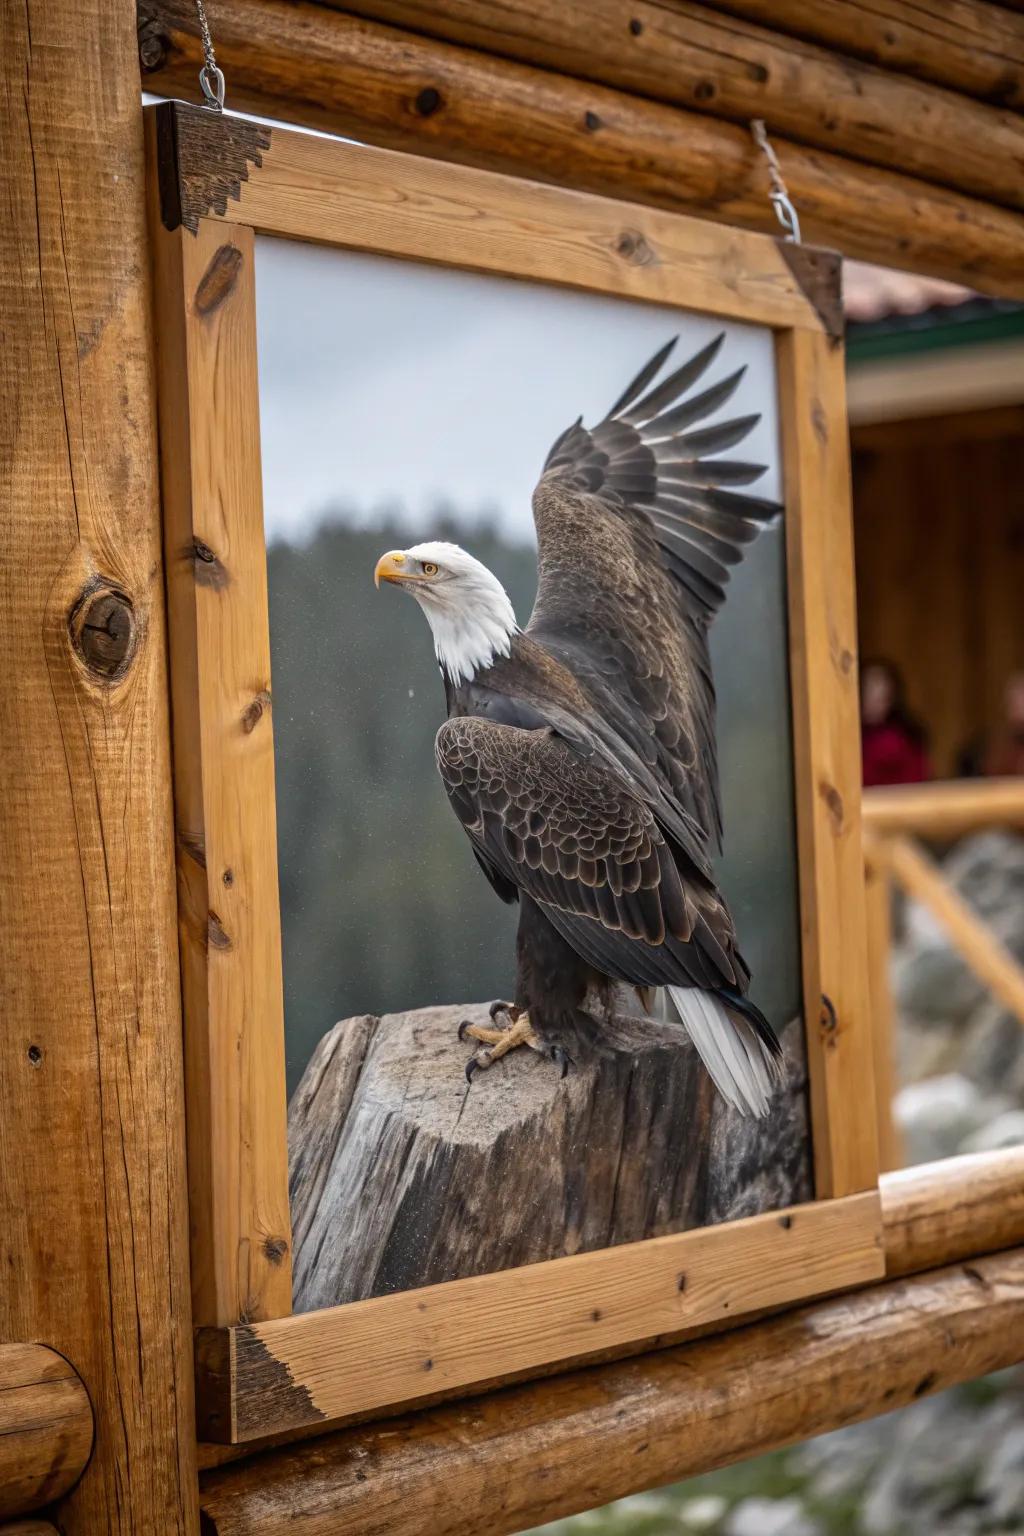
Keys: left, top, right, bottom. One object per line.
{"left": 860, "top": 659, "right": 932, "bottom": 788}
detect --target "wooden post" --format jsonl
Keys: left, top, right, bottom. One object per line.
{"left": 0, "top": 1347, "right": 93, "bottom": 1522}
{"left": 1, "top": 3, "right": 198, "bottom": 1531}
{"left": 863, "top": 852, "right": 904, "bottom": 1172}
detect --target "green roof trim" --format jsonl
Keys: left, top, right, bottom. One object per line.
{"left": 846, "top": 303, "right": 1024, "bottom": 365}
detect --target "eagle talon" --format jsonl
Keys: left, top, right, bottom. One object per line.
{"left": 549, "top": 1045, "right": 572, "bottom": 1079}
{"left": 464, "top": 1055, "right": 479, "bottom": 1082}
{"left": 457, "top": 1018, "right": 472, "bottom": 1042}
{"left": 489, "top": 999, "right": 519, "bottom": 1022}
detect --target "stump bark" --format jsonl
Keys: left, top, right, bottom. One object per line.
{"left": 289, "top": 1002, "right": 812, "bottom": 1312}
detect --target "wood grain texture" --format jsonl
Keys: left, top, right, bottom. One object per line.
{"left": 152, "top": 102, "right": 828, "bottom": 334}
{"left": 863, "top": 778, "right": 1024, "bottom": 839}
{"left": 198, "top": 1245, "right": 1024, "bottom": 1533}
{"left": 0, "top": 1523, "right": 62, "bottom": 1534}
{"left": 706, "top": 0, "right": 1024, "bottom": 110}
{"left": 289, "top": 1004, "right": 812, "bottom": 1311}
{"left": 0, "top": 1346, "right": 92, "bottom": 1521}
{"left": 148, "top": 199, "right": 293, "bottom": 1326}
{"left": 863, "top": 857, "right": 903, "bottom": 1173}
{"left": 877, "top": 835, "right": 1024, "bottom": 1027}
{"left": 883, "top": 1146, "right": 1024, "bottom": 1278}
{"left": 137, "top": 0, "right": 1024, "bottom": 296}
{"left": 1, "top": 4, "right": 199, "bottom": 1530}
{"left": 777, "top": 328, "right": 879, "bottom": 1198}
{"left": 197, "top": 1191, "right": 883, "bottom": 1441}
{"left": 325, "top": 0, "right": 1024, "bottom": 213}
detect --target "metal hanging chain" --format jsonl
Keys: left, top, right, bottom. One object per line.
{"left": 750, "top": 119, "right": 801, "bottom": 244}
{"left": 194, "top": 0, "right": 226, "bottom": 111}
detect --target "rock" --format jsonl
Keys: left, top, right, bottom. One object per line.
{"left": 897, "top": 1013, "right": 964, "bottom": 1085}
{"left": 961, "top": 1108, "right": 1024, "bottom": 1154}
{"left": 893, "top": 1073, "right": 1012, "bottom": 1164}
{"left": 959, "top": 1000, "right": 1024, "bottom": 1100}
{"left": 725, "top": 1497, "right": 820, "bottom": 1536}
{"left": 678, "top": 1495, "right": 728, "bottom": 1530}
{"left": 892, "top": 941, "right": 987, "bottom": 1025}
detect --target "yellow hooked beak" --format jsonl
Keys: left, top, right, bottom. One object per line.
{"left": 374, "top": 550, "right": 411, "bottom": 588}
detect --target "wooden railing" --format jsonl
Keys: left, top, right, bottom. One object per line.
{"left": 862, "top": 777, "right": 1024, "bottom": 1171}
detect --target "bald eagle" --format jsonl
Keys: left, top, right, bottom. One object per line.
{"left": 375, "top": 335, "right": 784, "bottom": 1116}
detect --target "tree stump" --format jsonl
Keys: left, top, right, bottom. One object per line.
{"left": 289, "top": 1002, "right": 812, "bottom": 1312}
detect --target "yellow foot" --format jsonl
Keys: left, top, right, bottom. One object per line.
{"left": 457, "top": 1007, "right": 571, "bottom": 1081}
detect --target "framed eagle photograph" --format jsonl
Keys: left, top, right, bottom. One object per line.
{"left": 147, "top": 102, "right": 883, "bottom": 1446}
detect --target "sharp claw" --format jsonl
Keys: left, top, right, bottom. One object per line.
{"left": 551, "top": 1046, "right": 572, "bottom": 1080}
{"left": 457, "top": 1019, "right": 472, "bottom": 1042}
{"left": 464, "top": 1056, "right": 479, "bottom": 1083}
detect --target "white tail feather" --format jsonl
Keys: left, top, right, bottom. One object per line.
{"left": 668, "top": 987, "right": 780, "bottom": 1118}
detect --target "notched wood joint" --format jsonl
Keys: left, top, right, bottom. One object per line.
{"left": 68, "top": 580, "right": 138, "bottom": 682}
{"left": 194, "top": 244, "right": 245, "bottom": 317}
{"left": 155, "top": 100, "right": 271, "bottom": 235}
{"left": 777, "top": 244, "right": 844, "bottom": 343}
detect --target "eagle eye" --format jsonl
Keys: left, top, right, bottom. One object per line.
{"left": 421, "top": 561, "right": 438, "bottom": 576}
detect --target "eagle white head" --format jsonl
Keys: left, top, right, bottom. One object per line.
{"left": 374, "top": 540, "right": 518, "bottom": 686}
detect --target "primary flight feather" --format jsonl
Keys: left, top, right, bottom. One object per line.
{"left": 375, "top": 335, "right": 783, "bottom": 1116}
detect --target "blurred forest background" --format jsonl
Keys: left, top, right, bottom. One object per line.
{"left": 269, "top": 510, "right": 529, "bottom": 1093}
{"left": 268, "top": 503, "right": 800, "bottom": 1096}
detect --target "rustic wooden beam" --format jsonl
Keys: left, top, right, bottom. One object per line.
{"left": 136, "top": 0, "right": 1024, "bottom": 296}
{"left": 0, "top": 1347, "right": 92, "bottom": 1521}
{"left": 198, "top": 1244, "right": 1024, "bottom": 1535}
{"left": 704, "top": 0, "right": 1024, "bottom": 111}
{"left": 882, "top": 1147, "right": 1024, "bottom": 1278}
{"left": 324, "top": 0, "right": 1024, "bottom": 213}
{"left": 863, "top": 858, "right": 903, "bottom": 1174}
{"left": 863, "top": 776, "right": 1024, "bottom": 839}
{"left": 1, "top": 2, "right": 199, "bottom": 1531}
{"left": 876, "top": 835, "right": 1024, "bottom": 1027}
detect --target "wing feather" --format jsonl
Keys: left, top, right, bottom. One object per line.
{"left": 527, "top": 334, "right": 780, "bottom": 845}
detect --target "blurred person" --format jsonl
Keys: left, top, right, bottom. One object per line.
{"left": 861, "top": 658, "right": 932, "bottom": 787}
{"left": 977, "top": 670, "right": 1024, "bottom": 777}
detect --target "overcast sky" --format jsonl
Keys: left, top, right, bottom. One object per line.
{"left": 254, "top": 236, "right": 782, "bottom": 546}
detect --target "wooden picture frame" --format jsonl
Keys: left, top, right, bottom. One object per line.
{"left": 146, "top": 100, "right": 882, "bottom": 1446}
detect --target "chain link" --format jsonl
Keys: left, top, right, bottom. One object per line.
{"left": 194, "top": 0, "right": 225, "bottom": 111}
{"left": 750, "top": 119, "right": 801, "bottom": 244}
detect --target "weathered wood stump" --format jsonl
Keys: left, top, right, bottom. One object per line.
{"left": 289, "top": 1002, "right": 811, "bottom": 1312}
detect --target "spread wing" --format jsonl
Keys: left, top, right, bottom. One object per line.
{"left": 436, "top": 715, "right": 746, "bottom": 992}
{"left": 526, "top": 334, "right": 779, "bottom": 848}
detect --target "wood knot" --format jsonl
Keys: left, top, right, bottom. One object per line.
{"left": 69, "top": 584, "right": 137, "bottom": 681}
{"left": 616, "top": 229, "right": 657, "bottom": 266}
{"left": 194, "top": 244, "right": 244, "bottom": 317}
{"left": 414, "top": 87, "right": 443, "bottom": 117}
{"left": 818, "top": 779, "right": 844, "bottom": 832}
{"left": 242, "top": 689, "right": 272, "bottom": 733}
{"left": 207, "top": 911, "right": 232, "bottom": 951}
{"left": 137, "top": 19, "right": 167, "bottom": 72}
{"left": 192, "top": 538, "right": 230, "bottom": 590}
{"left": 263, "top": 1236, "right": 288, "bottom": 1266}
{"left": 778, "top": 1213, "right": 793, "bottom": 1229}
{"left": 584, "top": 110, "right": 603, "bottom": 132}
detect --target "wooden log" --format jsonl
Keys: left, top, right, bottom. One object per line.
{"left": 0, "top": 1347, "right": 92, "bottom": 1521}
{"left": 198, "top": 1246, "right": 1024, "bottom": 1534}
{"left": 863, "top": 776, "right": 1024, "bottom": 839}
{"left": 705, "top": 0, "right": 1024, "bottom": 111}
{"left": 878, "top": 835, "right": 1024, "bottom": 1027}
{"left": 883, "top": 1146, "right": 1024, "bottom": 1278}
{"left": 1, "top": 2, "right": 199, "bottom": 1530}
{"left": 328, "top": 0, "right": 1024, "bottom": 213}
{"left": 289, "top": 1003, "right": 812, "bottom": 1310}
{"left": 136, "top": 0, "right": 1024, "bottom": 296}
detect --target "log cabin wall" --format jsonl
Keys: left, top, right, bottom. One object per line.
{"left": 852, "top": 406, "right": 1024, "bottom": 777}
{"left": 3, "top": 0, "right": 1024, "bottom": 1527}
